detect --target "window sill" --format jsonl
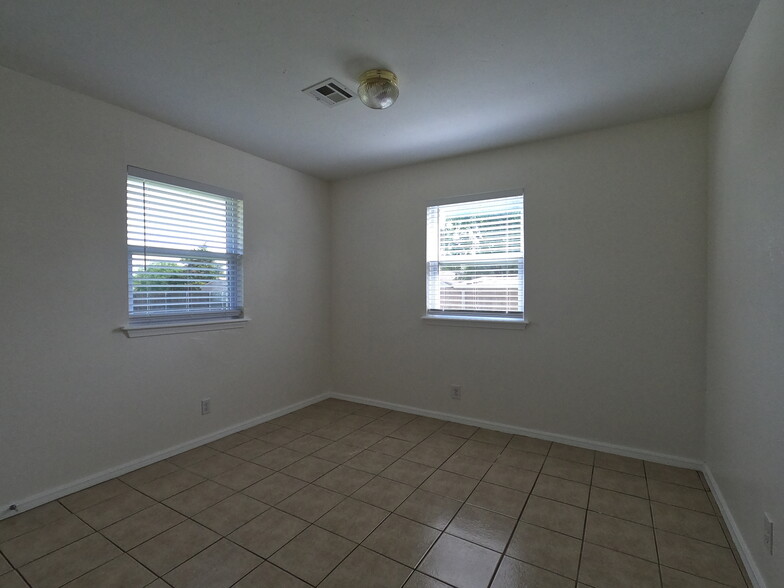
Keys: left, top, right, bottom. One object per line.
{"left": 422, "top": 314, "right": 529, "bottom": 330}
{"left": 121, "top": 318, "right": 250, "bottom": 338}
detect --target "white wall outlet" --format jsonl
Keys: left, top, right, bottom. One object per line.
{"left": 764, "top": 513, "right": 774, "bottom": 555}
{"left": 450, "top": 385, "right": 462, "bottom": 400}
{"left": 201, "top": 398, "right": 211, "bottom": 415}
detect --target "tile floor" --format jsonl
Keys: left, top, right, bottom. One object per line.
{"left": 0, "top": 399, "right": 752, "bottom": 588}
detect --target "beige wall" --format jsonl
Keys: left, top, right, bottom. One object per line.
{"left": 0, "top": 67, "right": 332, "bottom": 508}
{"left": 706, "top": 0, "right": 784, "bottom": 584}
{"left": 331, "top": 112, "right": 708, "bottom": 461}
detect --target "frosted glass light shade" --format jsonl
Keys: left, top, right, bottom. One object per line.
{"left": 358, "top": 69, "right": 399, "bottom": 109}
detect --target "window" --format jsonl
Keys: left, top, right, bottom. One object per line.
{"left": 426, "top": 191, "right": 524, "bottom": 323}
{"left": 126, "top": 167, "right": 244, "bottom": 327}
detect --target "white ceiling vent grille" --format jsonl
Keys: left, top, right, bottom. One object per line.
{"left": 302, "top": 78, "right": 355, "bottom": 106}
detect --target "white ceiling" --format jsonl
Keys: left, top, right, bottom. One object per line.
{"left": 0, "top": 1, "right": 759, "bottom": 180}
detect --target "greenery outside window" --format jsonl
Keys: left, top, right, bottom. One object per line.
{"left": 126, "top": 167, "right": 244, "bottom": 327}
{"left": 425, "top": 190, "right": 524, "bottom": 323}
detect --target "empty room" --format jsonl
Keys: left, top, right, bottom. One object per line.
{"left": 0, "top": 1, "right": 781, "bottom": 587}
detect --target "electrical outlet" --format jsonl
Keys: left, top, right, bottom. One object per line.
{"left": 450, "top": 385, "right": 462, "bottom": 400}
{"left": 201, "top": 398, "right": 211, "bottom": 415}
{"left": 764, "top": 513, "right": 774, "bottom": 555}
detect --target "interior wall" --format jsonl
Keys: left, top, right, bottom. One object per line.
{"left": 331, "top": 112, "right": 708, "bottom": 460}
{"left": 706, "top": 0, "right": 784, "bottom": 584}
{"left": 0, "top": 67, "right": 331, "bottom": 509}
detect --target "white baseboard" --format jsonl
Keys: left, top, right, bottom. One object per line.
{"left": 702, "top": 465, "right": 766, "bottom": 588}
{"left": 2, "top": 392, "right": 329, "bottom": 520}
{"left": 330, "top": 392, "right": 703, "bottom": 470}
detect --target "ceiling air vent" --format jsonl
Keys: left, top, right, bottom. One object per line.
{"left": 302, "top": 78, "right": 355, "bottom": 107}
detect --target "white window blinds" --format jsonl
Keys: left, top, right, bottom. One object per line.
{"left": 127, "top": 167, "right": 244, "bottom": 324}
{"left": 426, "top": 192, "right": 524, "bottom": 317}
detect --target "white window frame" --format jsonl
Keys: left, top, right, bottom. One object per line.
{"left": 122, "top": 166, "right": 247, "bottom": 337}
{"left": 424, "top": 190, "right": 527, "bottom": 329}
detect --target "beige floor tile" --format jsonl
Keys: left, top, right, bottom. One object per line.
{"left": 284, "top": 434, "right": 332, "bottom": 454}
{"left": 233, "top": 561, "right": 310, "bottom": 588}
{"left": 313, "top": 423, "right": 356, "bottom": 441}
{"left": 0, "top": 571, "right": 27, "bottom": 588}
{"left": 75, "top": 488, "right": 155, "bottom": 529}
{"left": 660, "top": 566, "right": 733, "bottom": 587}
{"left": 548, "top": 443, "right": 595, "bottom": 465}
{"left": 364, "top": 420, "right": 406, "bottom": 436}
{"left": 541, "top": 456, "right": 593, "bottom": 484}
{"left": 533, "top": 474, "right": 590, "bottom": 508}
{"left": 402, "top": 445, "right": 453, "bottom": 468}
{"left": 59, "top": 480, "right": 130, "bottom": 513}
{"left": 651, "top": 502, "right": 728, "bottom": 546}
{"left": 645, "top": 462, "right": 703, "bottom": 489}
{"left": 19, "top": 533, "right": 121, "bottom": 588}
{"left": 164, "top": 539, "right": 261, "bottom": 588}
{"left": 353, "top": 477, "right": 416, "bottom": 511}
{"left": 192, "top": 493, "right": 269, "bottom": 535}
{"left": 135, "top": 468, "right": 205, "bottom": 501}
{"left": 146, "top": 581, "right": 172, "bottom": 588}
{"left": 207, "top": 432, "right": 251, "bottom": 452}
{"left": 315, "top": 464, "right": 374, "bottom": 495}
{"left": 353, "top": 404, "right": 390, "bottom": 418}
{"left": 420, "top": 470, "right": 478, "bottom": 501}
{"left": 470, "top": 428, "right": 513, "bottom": 447}
{"left": 381, "top": 459, "right": 435, "bottom": 487}
{"left": 269, "top": 525, "right": 356, "bottom": 586}
{"left": 280, "top": 455, "right": 337, "bottom": 482}
{"left": 395, "top": 489, "right": 463, "bottom": 530}
{"left": 585, "top": 511, "right": 658, "bottom": 562}
{"left": 506, "top": 522, "right": 582, "bottom": 579}
{"left": 314, "top": 441, "right": 365, "bottom": 464}
{"left": 100, "top": 503, "right": 185, "bottom": 551}
{"left": 229, "top": 507, "right": 308, "bottom": 558}
{"left": 0, "top": 555, "right": 8, "bottom": 575}
{"left": 440, "top": 454, "right": 492, "bottom": 479}
{"left": 588, "top": 486, "right": 652, "bottom": 526}
{"left": 225, "top": 438, "right": 277, "bottom": 461}
{"left": 62, "top": 553, "right": 155, "bottom": 587}
{"left": 521, "top": 495, "right": 585, "bottom": 539}
{"left": 321, "top": 546, "right": 412, "bottom": 588}
{"left": 338, "top": 413, "right": 376, "bottom": 430}
{"left": 242, "top": 472, "right": 307, "bottom": 505}
{"left": 593, "top": 467, "right": 649, "bottom": 498}
{"left": 422, "top": 433, "right": 465, "bottom": 453}
{"left": 1, "top": 514, "right": 93, "bottom": 568}
{"left": 490, "top": 557, "right": 574, "bottom": 588}
{"left": 345, "top": 450, "right": 398, "bottom": 474}
{"left": 260, "top": 427, "right": 305, "bottom": 446}
{"left": 252, "top": 447, "right": 306, "bottom": 470}
{"left": 648, "top": 480, "right": 713, "bottom": 514}
{"left": 404, "top": 571, "right": 451, "bottom": 587}
{"left": 446, "top": 504, "right": 516, "bottom": 552}
{"left": 482, "top": 464, "right": 537, "bottom": 493}
{"left": 373, "top": 437, "right": 417, "bottom": 457}
{"left": 418, "top": 533, "right": 500, "bottom": 588}
{"left": 594, "top": 452, "right": 645, "bottom": 477}
{"left": 495, "top": 448, "right": 546, "bottom": 472}
{"left": 363, "top": 514, "right": 440, "bottom": 567}
{"left": 655, "top": 529, "right": 746, "bottom": 587}
{"left": 457, "top": 440, "right": 504, "bottom": 462}
{"left": 128, "top": 520, "right": 219, "bottom": 576}
{"left": 316, "top": 497, "right": 389, "bottom": 542}
{"left": 508, "top": 435, "right": 552, "bottom": 455}
{"left": 467, "top": 482, "right": 528, "bottom": 518}
{"left": 213, "top": 461, "right": 274, "bottom": 490}
{"left": 439, "top": 422, "right": 478, "bottom": 439}
{"left": 341, "top": 430, "right": 385, "bottom": 449}
{"left": 166, "top": 446, "right": 219, "bottom": 468}
{"left": 241, "top": 421, "right": 281, "bottom": 438}
{"left": 277, "top": 484, "right": 344, "bottom": 522}
{"left": 183, "top": 453, "right": 245, "bottom": 478}
{"left": 0, "top": 502, "right": 71, "bottom": 544}
{"left": 389, "top": 425, "right": 431, "bottom": 445}
{"left": 120, "top": 461, "right": 180, "bottom": 489}
{"left": 163, "top": 480, "right": 234, "bottom": 517}
{"left": 578, "top": 543, "right": 661, "bottom": 588}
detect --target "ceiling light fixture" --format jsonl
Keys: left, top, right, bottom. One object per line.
{"left": 357, "top": 69, "right": 399, "bottom": 110}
